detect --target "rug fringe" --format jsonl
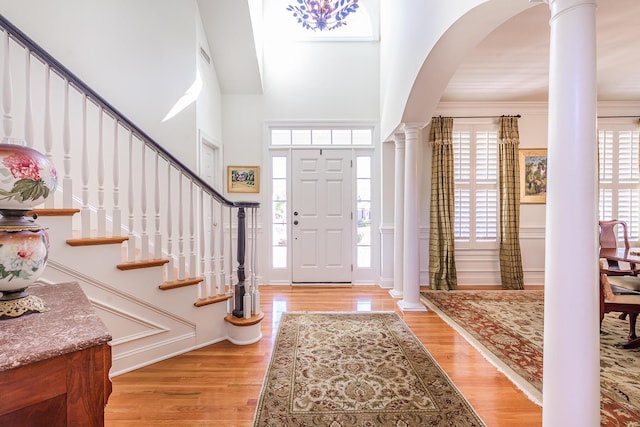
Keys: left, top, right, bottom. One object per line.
{"left": 420, "top": 295, "right": 543, "bottom": 406}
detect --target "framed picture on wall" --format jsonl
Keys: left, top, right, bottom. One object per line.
{"left": 227, "top": 165, "right": 260, "bottom": 193}
{"left": 519, "top": 149, "right": 547, "bottom": 204}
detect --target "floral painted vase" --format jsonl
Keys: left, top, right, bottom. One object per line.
{"left": 0, "top": 224, "right": 49, "bottom": 298}
{"left": 0, "top": 144, "right": 57, "bottom": 210}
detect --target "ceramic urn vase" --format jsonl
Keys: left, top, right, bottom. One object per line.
{"left": 0, "top": 144, "right": 57, "bottom": 303}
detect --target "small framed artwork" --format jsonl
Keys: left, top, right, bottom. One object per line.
{"left": 519, "top": 149, "right": 547, "bottom": 204}
{"left": 227, "top": 165, "right": 260, "bottom": 193}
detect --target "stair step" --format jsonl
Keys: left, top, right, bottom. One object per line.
{"left": 117, "top": 258, "right": 170, "bottom": 271}
{"left": 194, "top": 294, "right": 233, "bottom": 307}
{"left": 30, "top": 208, "right": 80, "bottom": 217}
{"left": 224, "top": 312, "right": 264, "bottom": 326}
{"left": 67, "top": 236, "right": 129, "bottom": 246}
{"left": 159, "top": 277, "right": 204, "bottom": 290}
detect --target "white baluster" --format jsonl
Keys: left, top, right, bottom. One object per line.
{"left": 81, "top": 96, "right": 90, "bottom": 237}
{"left": 189, "top": 180, "right": 196, "bottom": 278}
{"left": 140, "top": 143, "right": 149, "bottom": 260}
{"left": 2, "top": 31, "right": 12, "bottom": 142}
{"left": 228, "top": 206, "right": 234, "bottom": 294}
{"left": 43, "top": 65, "right": 54, "bottom": 208}
{"left": 112, "top": 120, "right": 121, "bottom": 236}
{"left": 219, "top": 202, "right": 226, "bottom": 295}
{"left": 166, "top": 166, "right": 175, "bottom": 281}
{"left": 178, "top": 173, "right": 186, "bottom": 279}
{"left": 127, "top": 131, "right": 135, "bottom": 262}
{"left": 208, "top": 196, "right": 222, "bottom": 295}
{"left": 62, "top": 82, "right": 72, "bottom": 208}
{"left": 97, "top": 109, "right": 106, "bottom": 236}
{"left": 154, "top": 152, "right": 162, "bottom": 259}
{"left": 24, "top": 50, "right": 33, "bottom": 147}
{"left": 199, "top": 188, "right": 206, "bottom": 298}
{"left": 251, "top": 207, "right": 260, "bottom": 315}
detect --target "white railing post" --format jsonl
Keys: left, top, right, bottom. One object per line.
{"left": 24, "top": 49, "right": 33, "bottom": 147}
{"left": 127, "top": 130, "right": 136, "bottom": 262}
{"left": 43, "top": 65, "right": 54, "bottom": 208}
{"left": 112, "top": 120, "right": 122, "bottom": 236}
{"left": 165, "top": 166, "right": 175, "bottom": 281}
{"left": 199, "top": 188, "right": 207, "bottom": 298}
{"left": 81, "top": 96, "right": 90, "bottom": 237}
{"left": 154, "top": 152, "right": 162, "bottom": 259}
{"left": 2, "top": 30, "right": 13, "bottom": 142}
{"left": 212, "top": 197, "right": 222, "bottom": 295}
{"left": 62, "top": 81, "right": 72, "bottom": 208}
{"left": 97, "top": 109, "right": 106, "bottom": 236}
{"left": 140, "top": 143, "right": 149, "bottom": 260}
{"left": 189, "top": 180, "right": 196, "bottom": 278}
{"left": 178, "top": 173, "right": 186, "bottom": 279}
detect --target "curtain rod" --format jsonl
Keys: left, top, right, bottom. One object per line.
{"left": 433, "top": 114, "right": 521, "bottom": 119}
{"left": 597, "top": 115, "right": 640, "bottom": 119}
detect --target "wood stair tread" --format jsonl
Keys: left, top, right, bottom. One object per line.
{"left": 117, "top": 259, "right": 170, "bottom": 270}
{"left": 159, "top": 277, "right": 204, "bottom": 290}
{"left": 224, "top": 312, "right": 264, "bottom": 326}
{"left": 67, "top": 236, "right": 129, "bottom": 246}
{"left": 194, "top": 294, "right": 233, "bottom": 307}
{"left": 30, "top": 208, "right": 80, "bottom": 217}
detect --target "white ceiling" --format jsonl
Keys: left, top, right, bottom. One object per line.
{"left": 201, "top": 1, "right": 640, "bottom": 102}
{"left": 441, "top": 1, "right": 640, "bottom": 103}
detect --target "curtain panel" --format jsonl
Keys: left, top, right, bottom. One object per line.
{"left": 428, "top": 117, "right": 458, "bottom": 290}
{"left": 498, "top": 116, "right": 525, "bottom": 289}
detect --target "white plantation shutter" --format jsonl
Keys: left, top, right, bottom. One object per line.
{"left": 453, "top": 126, "right": 498, "bottom": 248}
{"left": 598, "top": 125, "right": 640, "bottom": 243}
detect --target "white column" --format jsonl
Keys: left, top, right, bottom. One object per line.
{"left": 543, "top": 1, "right": 599, "bottom": 426}
{"left": 390, "top": 131, "right": 405, "bottom": 298}
{"left": 398, "top": 123, "right": 426, "bottom": 312}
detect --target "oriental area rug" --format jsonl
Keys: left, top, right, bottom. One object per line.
{"left": 252, "top": 312, "right": 485, "bottom": 426}
{"left": 420, "top": 290, "right": 640, "bottom": 426}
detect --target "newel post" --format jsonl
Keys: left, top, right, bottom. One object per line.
{"left": 232, "top": 207, "right": 247, "bottom": 318}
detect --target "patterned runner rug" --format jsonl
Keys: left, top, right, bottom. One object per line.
{"left": 252, "top": 312, "right": 485, "bottom": 426}
{"left": 420, "top": 290, "right": 640, "bottom": 426}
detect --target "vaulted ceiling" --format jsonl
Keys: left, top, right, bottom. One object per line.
{"left": 200, "top": 1, "right": 640, "bottom": 103}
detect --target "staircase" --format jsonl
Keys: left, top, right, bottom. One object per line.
{"left": 0, "top": 16, "right": 262, "bottom": 376}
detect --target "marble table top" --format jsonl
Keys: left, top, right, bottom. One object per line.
{"left": 0, "top": 282, "right": 111, "bottom": 371}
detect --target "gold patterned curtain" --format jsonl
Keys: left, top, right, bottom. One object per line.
{"left": 498, "top": 116, "right": 524, "bottom": 290}
{"left": 429, "top": 117, "right": 457, "bottom": 290}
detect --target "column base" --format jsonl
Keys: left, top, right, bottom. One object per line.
{"left": 397, "top": 300, "right": 427, "bottom": 312}
{"left": 388, "top": 289, "right": 403, "bottom": 299}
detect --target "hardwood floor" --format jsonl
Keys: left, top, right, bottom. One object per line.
{"left": 104, "top": 286, "right": 542, "bottom": 426}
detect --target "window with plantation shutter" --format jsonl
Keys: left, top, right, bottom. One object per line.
{"left": 598, "top": 125, "right": 640, "bottom": 243}
{"left": 452, "top": 126, "right": 499, "bottom": 249}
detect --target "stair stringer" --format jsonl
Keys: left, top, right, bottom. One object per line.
{"left": 36, "top": 216, "right": 233, "bottom": 377}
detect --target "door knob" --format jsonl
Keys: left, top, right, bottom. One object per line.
{"left": 294, "top": 220, "right": 299, "bottom": 225}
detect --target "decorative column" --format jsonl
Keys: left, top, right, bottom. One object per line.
{"left": 398, "top": 123, "right": 426, "bottom": 312}
{"left": 543, "top": 1, "right": 599, "bottom": 426}
{"left": 390, "top": 131, "right": 405, "bottom": 298}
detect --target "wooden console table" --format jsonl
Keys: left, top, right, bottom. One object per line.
{"left": 0, "top": 282, "right": 112, "bottom": 426}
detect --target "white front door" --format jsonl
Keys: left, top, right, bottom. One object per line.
{"left": 291, "top": 149, "right": 352, "bottom": 283}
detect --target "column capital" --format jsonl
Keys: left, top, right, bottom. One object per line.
{"left": 393, "top": 131, "right": 405, "bottom": 147}
{"left": 401, "top": 122, "right": 426, "bottom": 141}
{"left": 548, "top": 0, "right": 595, "bottom": 18}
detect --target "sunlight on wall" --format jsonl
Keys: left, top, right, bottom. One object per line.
{"left": 162, "top": 70, "right": 203, "bottom": 122}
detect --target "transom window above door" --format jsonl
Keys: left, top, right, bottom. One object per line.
{"left": 271, "top": 128, "right": 373, "bottom": 146}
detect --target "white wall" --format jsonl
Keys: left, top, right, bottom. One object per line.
{"left": 0, "top": 0, "right": 200, "bottom": 170}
